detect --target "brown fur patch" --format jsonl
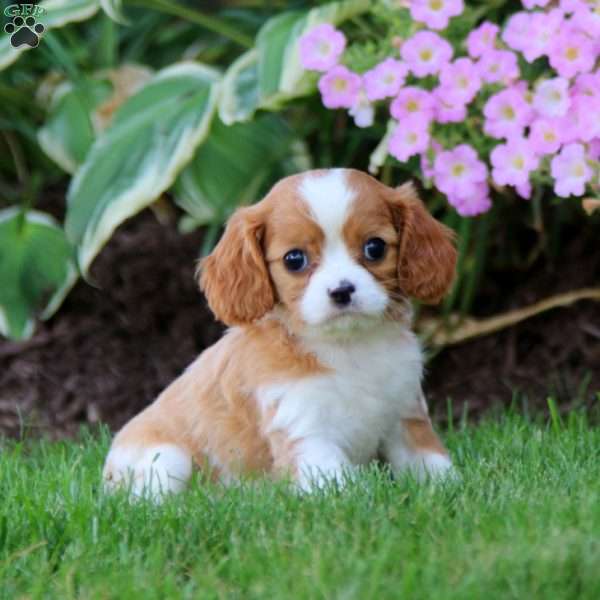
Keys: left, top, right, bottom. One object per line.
{"left": 400, "top": 417, "right": 447, "bottom": 455}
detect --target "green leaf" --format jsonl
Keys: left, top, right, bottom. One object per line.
{"left": 219, "top": 49, "right": 260, "bottom": 125}
{"left": 0, "top": 208, "right": 77, "bottom": 341}
{"left": 0, "top": 0, "right": 100, "bottom": 71}
{"left": 65, "top": 62, "right": 220, "bottom": 273}
{"left": 37, "top": 77, "right": 112, "bottom": 174}
{"left": 219, "top": 0, "right": 370, "bottom": 124}
{"left": 99, "top": 0, "right": 130, "bottom": 25}
{"left": 173, "top": 114, "right": 303, "bottom": 226}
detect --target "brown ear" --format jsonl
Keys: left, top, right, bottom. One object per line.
{"left": 391, "top": 182, "right": 457, "bottom": 304}
{"left": 199, "top": 205, "right": 275, "bottom": 325}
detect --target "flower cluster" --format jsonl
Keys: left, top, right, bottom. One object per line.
{"left": 298, "top": 1, "right": 600, "bottom": 217}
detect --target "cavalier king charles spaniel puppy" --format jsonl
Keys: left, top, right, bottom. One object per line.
{"left": 103, "top": 168, "right": 457, "bottom": 498}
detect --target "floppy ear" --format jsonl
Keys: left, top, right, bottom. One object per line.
{"left": 199, "top": 205, "right": 275, "bottom": 326}
{"left": 390, "top": 182, "right": 457, "bottom": 304}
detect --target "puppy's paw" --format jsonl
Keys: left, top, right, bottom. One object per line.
{"left": 414, "top": 452, "right": 458, "bottom": 481}
{"left": 103, "top": 444, "right": 192, "bottom": 502}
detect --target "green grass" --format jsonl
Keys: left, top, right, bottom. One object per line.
{"left": 1, "top": 412, "right": 599, "bottom": 599}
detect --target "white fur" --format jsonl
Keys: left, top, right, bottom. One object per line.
{"left": 299, "top": 170, "right": 389, "bottom": 326}
{"left": 258, "top": 324, "right": 433, "bottom": 489}
{"left": 103, "top": 444, "right": 192, "bottom": 500}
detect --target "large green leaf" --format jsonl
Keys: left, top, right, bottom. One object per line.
{"left": 0, "top": 208, "right": 77, "bottom": 340}
{"left": 0, "top": 0, "right": 99, "bottom": 71}
{"left": 65, "top": 62, "right": 220, "bottom": 273}
{"left": 173, "top": 114, "right": 306, "bottom": 226}
{"left": 37, "top": 65, "right": 154, "bottom": 174}
{"left": 37, "top": 77, "right": 112, "bottom": 174}
{"left": 219, "top": 0, "right": 369, "bottom": 124}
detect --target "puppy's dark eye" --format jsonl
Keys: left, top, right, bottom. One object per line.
{"left": 283, "top": 249, "right": 308, "bottom": 272}
{"left": 363, "top": 238, "right": 386, "bottom": 261}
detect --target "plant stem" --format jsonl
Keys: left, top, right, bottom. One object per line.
{"left": 129, "top": 0, "right": 254, "bottom": 48}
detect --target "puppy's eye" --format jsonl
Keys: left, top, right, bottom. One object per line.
{"left": 283, "top": 249, "right": 308, "bottom": 272}
{"left": 363, "top": 238, "right": 386, "bottom": 262}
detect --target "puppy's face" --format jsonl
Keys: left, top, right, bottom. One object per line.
{"left": 200, "top": 169, "right": 456, "bottom": 336}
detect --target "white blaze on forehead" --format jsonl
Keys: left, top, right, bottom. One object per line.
{"left": 297, "top": 169, "right": 389, "bottom": 328}
{"left": 299, "top": 169, "right": 355, "bottom": 236}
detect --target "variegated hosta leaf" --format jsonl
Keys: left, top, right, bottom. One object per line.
{"left": 173, "top": 114, "right": 306, "bottom": 227}
{"left": 37, "top": 65, "right": 154, "bottom": 174}
{"left": 0, "top": 208, "right": 77, "bottom": 341}
{"left": 99, "top": 0, "right": 129, "bottom": 25}
{"left": 219, "top": 0, "right": 369, "bottom": 124}
{"left": 65, "top": 62, "right": 220, "bottom": 274}
{"left": 37, "top": 78, "right": 112, "bottom": 174}
{"left": 0, "top": 0, "right": 99, "bottom": 71}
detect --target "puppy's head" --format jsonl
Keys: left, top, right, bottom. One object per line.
{"left": 200, "top": 169, "right": 456, "bottom": 334}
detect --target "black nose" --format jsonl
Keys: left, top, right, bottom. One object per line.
{"left": 328, "top": 280, "right": 356, "bottom": 306}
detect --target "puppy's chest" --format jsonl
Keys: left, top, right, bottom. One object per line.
{"left": 258, "top": 332, "right": 424, "bottom": 462}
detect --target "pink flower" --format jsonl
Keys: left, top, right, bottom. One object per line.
{"left": 532, "top": 78, "right": 570, "bottom": 118}
{"left": 551, "top": 143, "right": 593, "bottom": 197}
{"left": 477, "top": 49, "right": 519, "bottom": 84}
{"left": 388, "top": 118, "right": 430, "bottom": 162}
{"left": 560, "top": 0, "right": 589, "bottom": 14}
{"left": 529, "top": 118, "right": 563, "bottom": 154}
{"left": 588, "top": 138, "right": 600, "bottom": 160}
{"left": 448, "top": 182, "right": 492, "bottom": 216}
{"left": 491, "top": 138, "right": 539, "bottom": 188}
{"left": 572, "top": 71, "right": 600, "bottom": 103}
{"left": 438, "top": 58, "right": 482, "bottom": 103}
{"left": 557, "top": 94, "right": 600, "bottom": 143}
{"left": 318, "top": 66, "right": 361, "bottom": 109}
{"left": 483, "top": 87, "right": 534, "bottom": 140}
{"left": 299, "top": 24, "right": 346, "bottom": 72}
{"left": 401, "top": 31, "right": 453, "bottom": 77}
{"left": 409, "top": 0, "right": 464, "bottom": 31}
{"left": 363, "top": 58, "right": 408, "bottom": 101}
{"left": 420, "top": 140, "right": 443, "bottom": 179}
{"left": 571, "top": 5, "right": 600, "bottom": 38}
{"left": 522, "top": 0, "right": 551, "bottom": 7}
{"left": 433, "top": 86, "right": 468, "bottom": 123}
{"left": 467, "top": 22, "right": 499, "bottom": 58}
{"left": 349, "top": 90, "right": 374, "bottom": 128}
{"left": 548, "top": 26, "right": 596, "bottom": 78}
{"left": 390, "top": 87, "right": 436, "bottom": 124}
{"left": 502, "top": 12, "right": 532, "bottom": 53}
{"left": 521, "top": 10, "right": 563, "bottom": 63}
{"left": 433, "top": 143, "right": 488, "bottom": 199}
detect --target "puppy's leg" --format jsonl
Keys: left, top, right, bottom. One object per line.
{"left": 103, "top": 410, "right": 193, "bottom": 501}
{"left": 293, "top": 437, "right": 354, "bottom": 492}
{"left": 382, "top": 417, "right": 454, "bottom": 480}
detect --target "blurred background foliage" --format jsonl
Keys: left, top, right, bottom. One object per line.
{"left": 0, "top": 0, "right": 598, "bottom": 342}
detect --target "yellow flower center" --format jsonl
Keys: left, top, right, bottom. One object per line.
{"left": 333, "top": 78, "right": 348, "bottom": 92}
{"left": 573, "top": 164, "right": 585, "bottom": 177}
{"left": 459, "top": 76, "right": 468, "bottom": 89}
{"left": 408, "top": 133, "right": 417, "bottom": 143}
{"left": 566, "top": 47, "right": 579, "bottom": 61}
{"left": 543, "top": 131, "right": 556, "bottom": 142}
{"left": 452, "top": 163, "right": 465, "bottom": 177}
{"left": 406, "top": 100, "right": 419, "bottom": 112}
{"left": 429, "top": 0, "right": 443, "bottom": 10}
{"left": 502, "top": 105, "right": 515, "bottom": 120}
{"left": 318, "top": 41, "right": 331, "bottom": 56}
{"left": 420, "top": 49, "right": 433, "bottom": 61}
{"left": 512, "top": 156, "right": 525, "bottom": 169}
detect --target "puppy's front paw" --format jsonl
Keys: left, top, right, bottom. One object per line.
{"left": 103, "top": 444, "right": 192, "bottom": 502}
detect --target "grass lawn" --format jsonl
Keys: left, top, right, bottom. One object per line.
{"left": 1, "top": 411, "right": 599, "bottom": 599}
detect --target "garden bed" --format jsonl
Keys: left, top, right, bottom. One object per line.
{"left": 0, "top": 207, "right": 598, "bottom": 438}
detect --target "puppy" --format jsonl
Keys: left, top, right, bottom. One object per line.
{"left": 103, "top": 168, "right": 457, "bottom": 498}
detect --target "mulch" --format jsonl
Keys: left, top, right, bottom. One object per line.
{"left": 1, "top": 207, "right": 598, "bottom": 438}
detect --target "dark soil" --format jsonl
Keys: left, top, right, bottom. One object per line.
{"left": 1, "top": 209, "right": 598, "bottom": 438}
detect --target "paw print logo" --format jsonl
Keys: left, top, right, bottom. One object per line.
{"left": 4, "top": 15, "right": 45, "bottom": 48}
